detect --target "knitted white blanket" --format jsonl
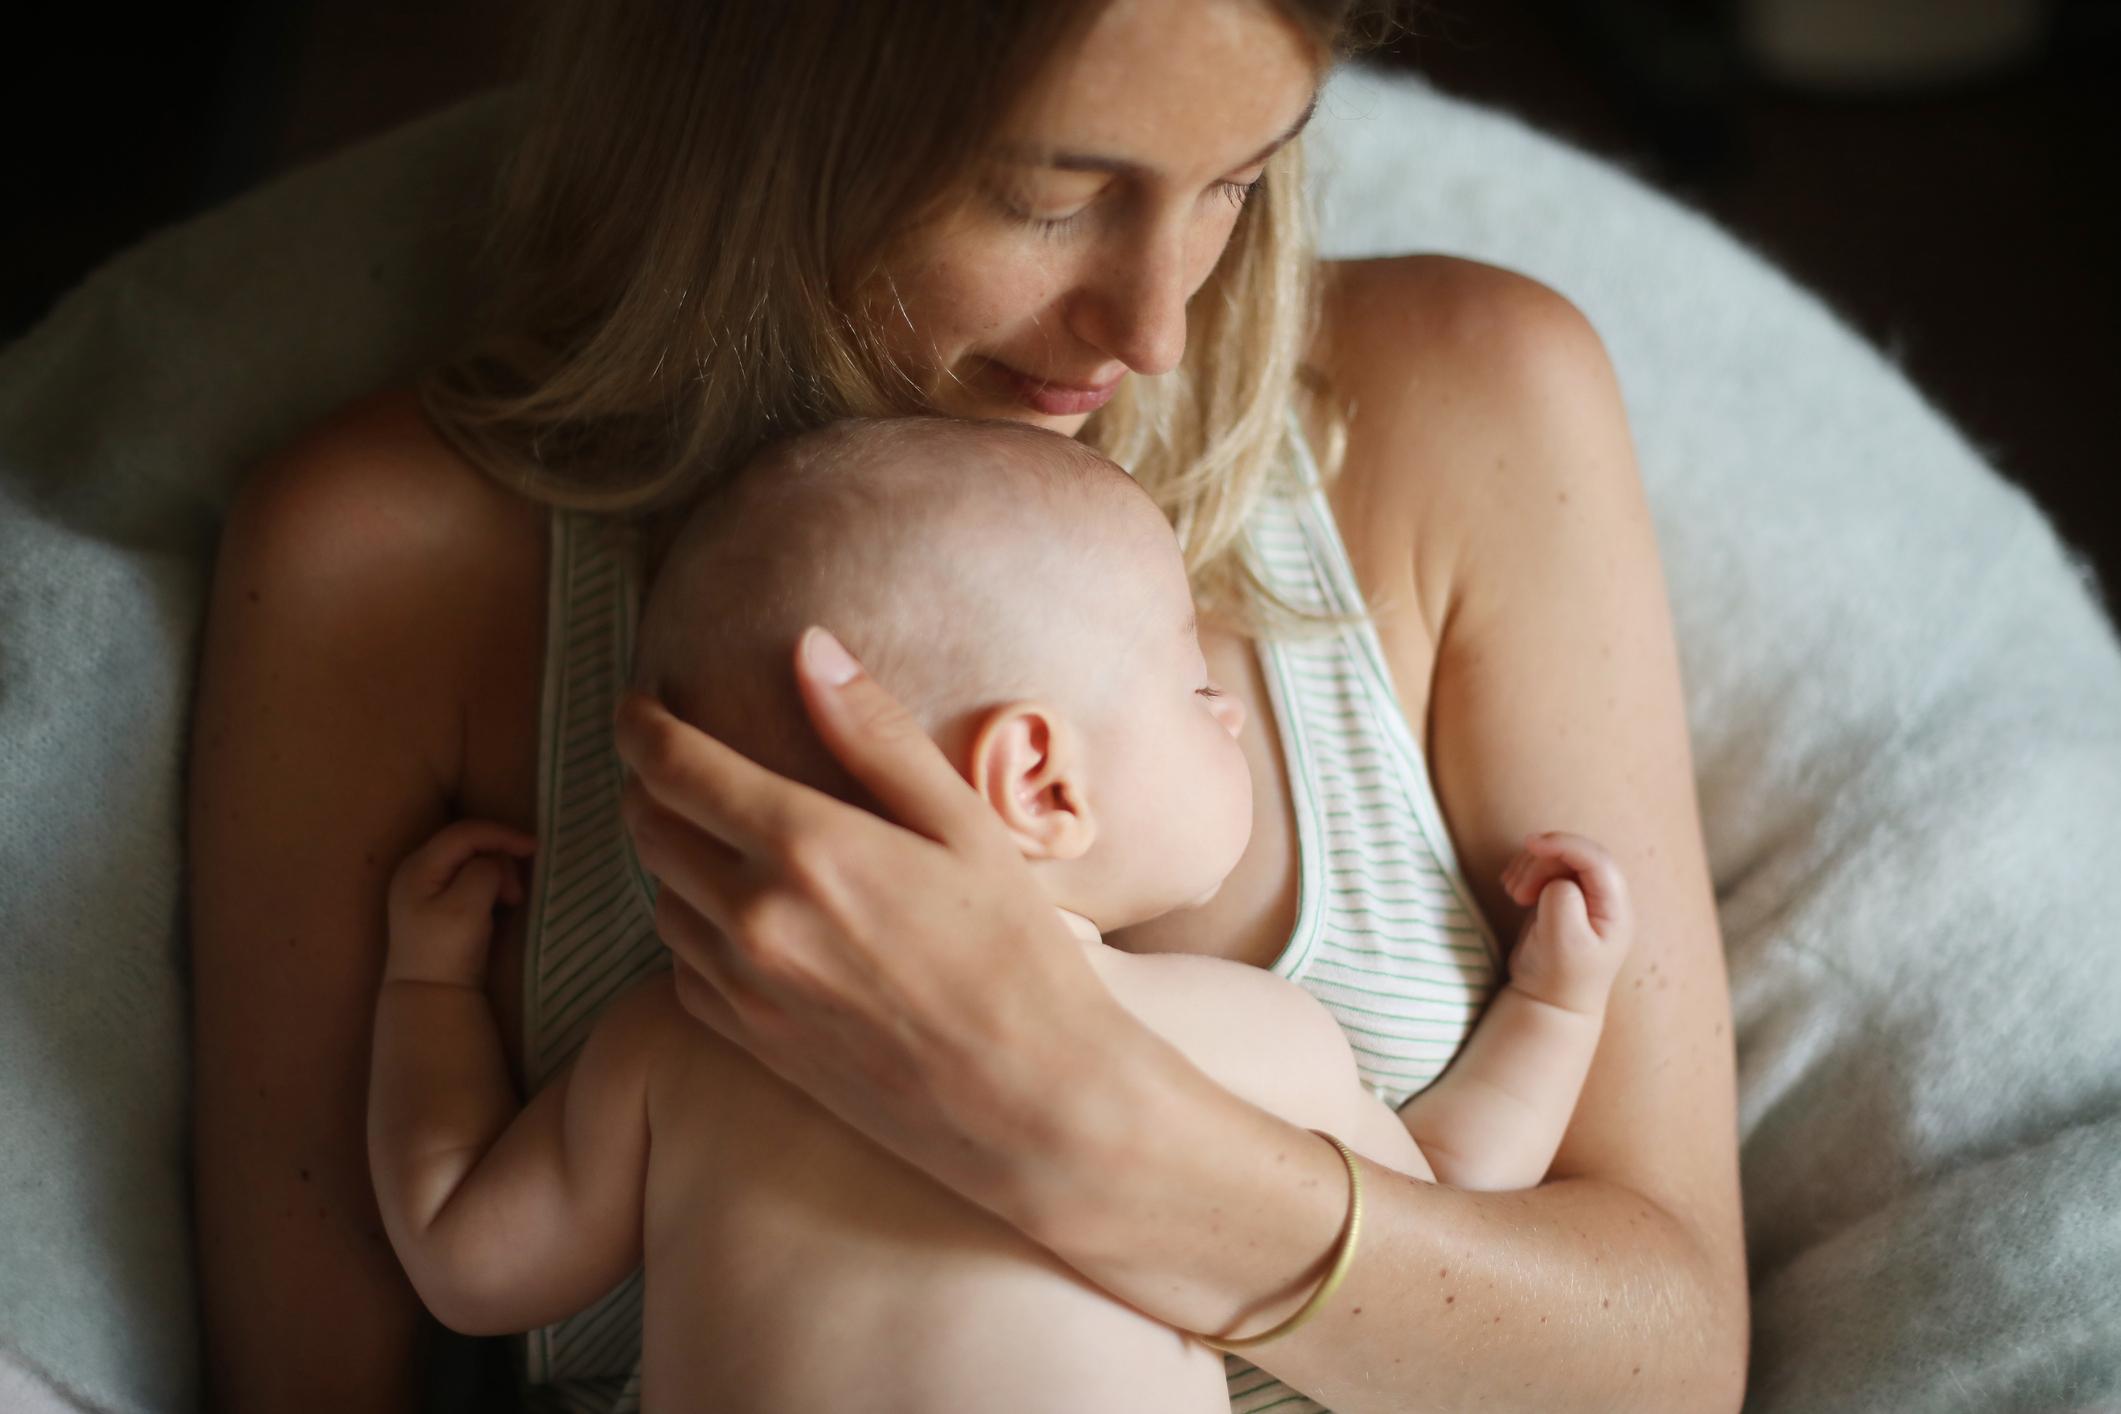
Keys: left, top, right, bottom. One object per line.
{"left": 2, "top": 65, "right": 2115, "bottom": 1412}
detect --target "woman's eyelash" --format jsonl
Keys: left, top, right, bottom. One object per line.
{"left": 1012, "top": 176, "right": 1263, "bottom": 235}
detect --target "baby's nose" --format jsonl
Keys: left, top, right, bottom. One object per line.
{"left": 1216, "top": 697, "right": 1247, "bottom": 739}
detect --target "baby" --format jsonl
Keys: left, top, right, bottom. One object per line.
{"left": 368, "top": 417, "right": 1634, "bottom": 1411}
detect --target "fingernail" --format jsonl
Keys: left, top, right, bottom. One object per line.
{"left": 801, "top": 626, "right": 861, "bottom": 686}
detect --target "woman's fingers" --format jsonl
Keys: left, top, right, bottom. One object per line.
{"left": 668, "top": 955, "right": 753, "bottom": 1046}
{"left": 621, "top": 774, "right": 752, "bottom": 931}
{"left": 791, "top": 627, "right": 999, "bottom": 854}
{"left": 614, "top": 691, "right": 815, "bottom": 854}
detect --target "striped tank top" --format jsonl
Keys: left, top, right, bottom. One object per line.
{"left": 514, "top": 424, "right": 1503, "bottom": 1414}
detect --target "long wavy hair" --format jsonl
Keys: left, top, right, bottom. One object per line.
{"left": 423, "top": 0, "right": 1393, "bottom": 634}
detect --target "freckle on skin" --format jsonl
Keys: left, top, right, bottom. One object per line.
{"left": 1445, "top": 1295, "right": 1454, "bottom": 1305}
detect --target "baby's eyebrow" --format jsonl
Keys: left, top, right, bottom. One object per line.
{"left": 1181, "top": 609, "right": 1198, "bottom": 639}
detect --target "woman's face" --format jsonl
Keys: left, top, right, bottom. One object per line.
{"left": 871, "top": 0, "right": 1322, "bottom": 437}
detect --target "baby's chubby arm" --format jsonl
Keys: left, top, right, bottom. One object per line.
{"left": 368, "top": 819, "right": 668, "bottom": 1335}
{"left": 1399, "top": 832, "right": 1634, "bottom": 1192}
{"left": 1097, "top": 832, "right": 1630, "bottom": 1196}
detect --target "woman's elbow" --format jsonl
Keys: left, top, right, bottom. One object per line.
{"left": 1680, "top": 1221, "right": 1752, "bottom": 1413}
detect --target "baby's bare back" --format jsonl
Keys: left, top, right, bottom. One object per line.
{"left": 629, "top": 945, "right": 1411, "bottom": 1411}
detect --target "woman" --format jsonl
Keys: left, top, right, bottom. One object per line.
{"left": 188, "top": 0, "right": 1749, "bottom": 1408}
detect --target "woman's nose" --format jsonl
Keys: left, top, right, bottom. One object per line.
{"left": 1070, "top": 225, "right": 1190, "bottom": 377}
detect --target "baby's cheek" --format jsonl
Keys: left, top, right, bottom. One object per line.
{"left": 1214, "top": 745, "right": 1255, "bottom": 863}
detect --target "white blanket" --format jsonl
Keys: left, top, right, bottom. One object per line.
{"left": 2, "top": 66, "right": 2116, "bottom": 1412}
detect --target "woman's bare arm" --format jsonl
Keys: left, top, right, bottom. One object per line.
{"left": 1020, "top": 258, "right": 1748, "bottom": 1410}
{"left": 610, "top": 261, "right": 1743, "bottom": 1411}
{"left": 188, "top": 398, "right": 537, "bottom": 1410}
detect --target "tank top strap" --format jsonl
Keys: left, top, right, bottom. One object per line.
{"left": 524, "top": 509, "right": 664, "bottom": 1084}
{"left": 518, "top": 508, "right": 662, "bottom": 1404}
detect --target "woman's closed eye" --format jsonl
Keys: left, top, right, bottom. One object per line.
{"left": 996, "top": 170, "right": 1266, "bottom": 238}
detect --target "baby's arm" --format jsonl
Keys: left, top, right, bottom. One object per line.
{"left": 1398, "top": 831, "right": 1634, "bottom": 1191}
{"left": 367, "top": 819, "right": 662, "bottom": 1334}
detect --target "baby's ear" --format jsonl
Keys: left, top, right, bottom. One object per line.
{"left": 966, "top": 702, "right": 1095, "bottom": 862}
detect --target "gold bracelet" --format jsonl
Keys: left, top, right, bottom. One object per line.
{"left": 1195, "top": 1129, "right": 1365, "bottom": 1355}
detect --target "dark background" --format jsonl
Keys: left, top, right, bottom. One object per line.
{"left": 10, "top": 0, "right": 2119, "bottom": 617}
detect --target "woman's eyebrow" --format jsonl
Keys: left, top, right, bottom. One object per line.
{"left": 1004, "top": 93, "right": 1320, "bottom": 176}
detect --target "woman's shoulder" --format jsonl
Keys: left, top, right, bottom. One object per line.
{"left": 209, "top": 387, "right": 547, "bottom": 785}
{"left": 232, "top": 388, "right": 544, "bottom": 579}
{"left": 1310, "top": 254, "right": 1636, "bottom": 629}
{"left": 1314, "top": 253, "right": 1608, "bottom": 391}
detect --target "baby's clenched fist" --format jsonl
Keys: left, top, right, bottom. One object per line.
{"left": 1498, "top": 830, "right": 1633, "bottom": 1016}
{"left": 384, "top": 819, "right": 537, "bottom": 987}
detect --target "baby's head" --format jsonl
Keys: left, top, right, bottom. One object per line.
{"left": 634, "top": 417, "right": 1250, "bottom": 931}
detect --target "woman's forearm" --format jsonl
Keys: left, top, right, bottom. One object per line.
{"left": 1032, "top": 1029, "right": 1748, "bottom": 1414}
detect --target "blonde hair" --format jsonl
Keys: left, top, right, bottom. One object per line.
{"left": 423, "top": 0, "right": 1386, "bottom": 637}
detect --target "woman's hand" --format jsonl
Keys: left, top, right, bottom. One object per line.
{"left": 614, "top": 626, "right": 1132, "bottom": 1236}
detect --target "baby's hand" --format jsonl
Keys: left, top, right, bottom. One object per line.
{"left": 1498, "top": 831, "right": 1633, "bottom": 1016}
{"left": 384, "top": 820, "right": 537, "bottom": 988}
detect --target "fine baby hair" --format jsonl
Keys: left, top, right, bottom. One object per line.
{"left": 632, "top": 415, "right": 1168, "bottom": 809}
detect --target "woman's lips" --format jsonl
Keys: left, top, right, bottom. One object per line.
{"left": 990, "top": 362, "right": 1124, "bottom": 417}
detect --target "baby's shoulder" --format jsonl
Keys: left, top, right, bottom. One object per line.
{"left": 1091, "top": 950, "right": 1354, "bottom": 1111}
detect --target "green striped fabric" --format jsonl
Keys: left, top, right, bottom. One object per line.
{"left": 515, "top": 425, "right": 1499, "bottom": 1413}
{"left": 518, "top": 511, "right": 661, "bottom": 1414}
{"left": 1219, "top": 429, "right": 1502, "bottom": 1414}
